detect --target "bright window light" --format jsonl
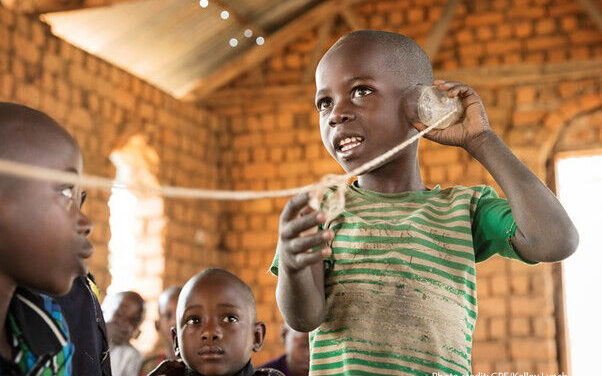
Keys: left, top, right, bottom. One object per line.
{"left": 256, "top": 36, "right": 265, "bottom": 45}
{"left": 199, "top": 0, "right": 209, "bottom": 8}
{"left": 229, "top": 38, "right": 238, "bottom": 47}
{"left": 556, "top": 153, "right": 602, "bottom": 376}
{"left": 108, "top": 135, "right": 165, "bottom": 354}
{"left": 220, "top": 10, "right": 229, "bottom": 19}
{"left": 244, "top": 29, "right": 253, "bottom": 38}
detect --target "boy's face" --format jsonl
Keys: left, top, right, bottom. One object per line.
{"left": 0, "top": 129, "right": 92, "bottom": 295}
{"left": 174, "top": 276, "right": 264, "bottom": 376}
{"left": 156, "top": 292, "right": 179, "bottom": 346}
{"left": 315, "top": 39, "right": 415, "bottom": 172}
{"left": 109, "top": 294, "right": 144, "bottom": 339}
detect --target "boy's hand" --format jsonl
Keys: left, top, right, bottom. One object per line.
{"left": 412, "top": 80, "right": 492, "bottom": 150}
{"left": 146, "top": 359, "right": 186, "bottom": 376}
{"left": 277, "top": 193, "right": 333, "bottom": 273}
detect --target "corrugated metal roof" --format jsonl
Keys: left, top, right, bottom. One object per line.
{"left": 43, "top": 0, "right": 319, "bottom": 97}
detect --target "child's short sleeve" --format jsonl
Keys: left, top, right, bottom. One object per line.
{"left": 472, "top": 186, "right": 537, "bottom": 264}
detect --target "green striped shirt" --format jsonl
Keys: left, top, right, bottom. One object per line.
{"left": 271, "top": 184, "right": 534, "bottom": 376}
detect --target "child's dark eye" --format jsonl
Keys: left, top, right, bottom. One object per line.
{"left": 222, "top": 315, "right": 239, "bottom": 323}
{"left": 352, "top": 86, "right": 373, "bottom": 98}
{"left": 80, "top": 191, "right": 87, "bottom": 207}
{"left": 316, "top": 98, "right": 332, "bottom": 112}
{"left": 59, "top": 186, "right": 74, "bottom": 199}
{"left": 184, "top": 316, "right": 200, "bottom": 326}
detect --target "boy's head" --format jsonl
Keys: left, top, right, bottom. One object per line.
{"left": 0, "top": 102, "right": 92, "bottom": 296}
{"left": 103, "top": 291, "right": 146, "bottom": 342}
{"left": 173, "top": 268, "right": 265, "bottom": 376}
{"left": 281, "top": 324, "right": 309, "bottom": 376}
{"left": 315, "top": 30, "right": 433, "bottom": 172}
{"left": 155, "top": 285, "right": 181, "bottom": 354}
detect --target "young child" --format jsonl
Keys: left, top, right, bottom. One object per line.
{"left": 259, "top": 324, "right": 309, "bottom": 376}
{"left": 272, "top": 30, "right": 578, "bottom": 375}
{"left": 103, "top": 291, "right": 145, "bottom": 376}
{"left": 147, "top": 268, "right": 283, "bottom": 376}
{"left": 140, "top": 286, "right": 182, "bottom": 375}
{"left": 0, "top": 102, "right": 93, "bottom": 375}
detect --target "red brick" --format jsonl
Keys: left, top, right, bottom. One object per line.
{"left": 570, "top": 30, "right": 602, "bottom": 44}
{"left": 472, "top": 341, "right": 508, "bottom": 361}
{"left": 509, "top": 296, "right": 553, "bottom": 315}
{"left": 512, "top": 109, "right": 546, "bottom": 126}
{"left": 509, "top": 339, "right": 556, "bottom": 361}
{"left": 535, "top": 19, "right": 556, "bottom": 35}
{"left": 514, "top": 21, "right": 533, "bottom": 37}
{"left": 526, "top": 36, "right": 566, "bottom": 51}
{"left": 465, "top": 12, "right": 504, "bottom": 27}
{"left": 510, "top": 317, "right": 531, "bottom": 336}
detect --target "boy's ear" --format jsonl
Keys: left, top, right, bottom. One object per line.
{"left": 171, "top": 327, "right": 181, "bottom": 358}
{"left": 154, "top": 319, "right": 160, "bottom": 332}
{"left": 252, "top": 321, "right": 266, "bottom": 352}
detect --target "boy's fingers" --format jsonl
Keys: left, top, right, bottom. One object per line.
{"left": 294, "top": 248, "right": 328, "bottom": 268}
{"left": 281, "top": 211, "right": 325, "bottom": 239}
{"left": 280, "top": 193, "right": 310, "bottom": 222}
{"left": 288, "top": 230, "right": 332, "bottom": 254}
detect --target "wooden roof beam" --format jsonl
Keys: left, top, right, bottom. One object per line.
{"left": 0, "top": 0, "right": 135, "bottom": 14}
{"left": 423, "top": 0, "right": 461, "bottom": 59}
{"left": 576, "top": 0, "right": 602, "bottom": 32}
{"left": 182, "top": 0, "right": 363, "bottom": 100}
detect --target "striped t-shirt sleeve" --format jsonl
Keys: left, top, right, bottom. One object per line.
{"left": 472, "top": 186, "right": 537, "bottom": 264}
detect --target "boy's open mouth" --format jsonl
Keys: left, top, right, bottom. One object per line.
{"left": 336, "top": 136, "right": 364, "bottom": 153}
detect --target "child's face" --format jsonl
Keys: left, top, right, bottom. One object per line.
{"left": 156, "top": 292, "right": 179, "bottom": 345}
{"left": 174, "top": 276, "right": 263, "bottom": 376}
{"left": 110, "top": 295, "right": 144, "bottom": 340}
{"left": 315, "top": 39, "right": 415, "bottom": 172}
{"left": 0, "top": 129, "right": 92, "bottom": 295}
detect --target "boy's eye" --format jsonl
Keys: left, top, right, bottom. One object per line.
{"left": 59, "top": 186, "right": 74, "bottom": 199}
{"left": 184, "top": 316, "right": 200, "bottom": 326}
{"left": 222, "top": 315, "right": 239, "bottom": 323}
{"left": 80, "top": 191, "right": 87, "bottom": 207}
{"left": 352, "top": 86, "right": 373, "bottom": 98}
{"left": 316, "top": 98, "right": 332, "bottom": 112}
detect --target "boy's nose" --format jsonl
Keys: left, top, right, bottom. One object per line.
{"left": 77, "top": 213, "right": 93, "bottom": 237}
{"left": 201, "top": 322, "right": 223, "bottom": 341}
{"left": 328, "top": 105, "right": 356, "bottom": 127}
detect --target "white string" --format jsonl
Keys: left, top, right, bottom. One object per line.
{"left": 0, "top": 113, "right": 452, "bottom": 201}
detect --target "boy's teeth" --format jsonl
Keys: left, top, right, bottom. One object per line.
{"left": 339, "top": 136, "right": 363, "bottom": 149}
{"left": 341, "top": 142, "right": 361, "bottom": 152}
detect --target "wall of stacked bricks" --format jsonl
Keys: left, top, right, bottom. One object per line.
{"left": 0, "top": 4, "right": 228, "bottom": 327}
{"left": 1, "top": 0, "right": 602, "bottom": 372}
{"left": 212, "top": 0, "right": 602, "bottom": 371}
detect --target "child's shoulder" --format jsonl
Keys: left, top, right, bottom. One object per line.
{"left": 254, "top": 368, "right": 286, "bottom": 376}
{"left": 437, "top": 184, "right": 497, "bottom": 200}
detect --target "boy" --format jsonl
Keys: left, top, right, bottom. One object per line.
{"left": 103, "top": 291, "right": 145, "bottom": 376}
{"left": 272, "top": 31, "right": 578, "bottom": 375}
{"left": 55, "top": 273, "right": 112, "bottom": 376}
{"left": 259, "top": 324, "right": 309, "bottom": 376}
{"left": 140, "top": 286, "right": 181, "bottom": 375}
{"left": 147, "top": 268, "right": 283, "bottom": 376}
{"left": 0, "top": 102, "right": 93, "bottom": 375}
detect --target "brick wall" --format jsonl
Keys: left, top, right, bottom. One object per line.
{"left": 2, "top": 0, "right": 602, "bottom": 372}
{"left": 0, "top": 3, "right": 227, "bottom": 338}
{"left": 210, "top": 0, "right": 602, "bottom": 371}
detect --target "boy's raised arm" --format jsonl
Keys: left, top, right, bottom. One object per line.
{"left": 275, "top": 193, "right": 332, "bottom": 332}
{"left": 415, "top": 80, "right": 578, "bottom": 262}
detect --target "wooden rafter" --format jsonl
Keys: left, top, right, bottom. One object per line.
{"left": 303, "top": 16, "right": 334, "bottom": 83}
{"left": 423, "top": 0, "right": 461, "bottom": 59}
{"left": 0, "top": 0, "right": 135, "bottom": 14}
{"left": 576, "top": 0, "right": 602, "bottom": 31}
{"left": 339, "top": 5, "right": 366, "bottom": 30}
{"left": 210, "top": 0, "right": 266, "bottom": 38}
{"left": 182, "top": 0, "right": 364, "bottom": 100}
